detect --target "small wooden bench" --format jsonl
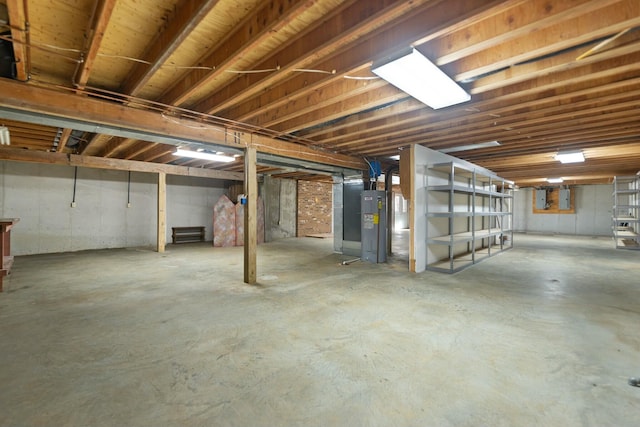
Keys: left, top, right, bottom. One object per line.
{"left": 171, "top": 226, "right": 205, "bottom": 244}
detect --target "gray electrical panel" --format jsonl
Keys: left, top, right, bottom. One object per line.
{"left": 361, "top": 190, "right": 386, "bottom": 263}
{"left": 535, "top": 190, "right": 547, "bottom": 209}
{"left": 559, "top": 188, "right": 571, "bottom": 210}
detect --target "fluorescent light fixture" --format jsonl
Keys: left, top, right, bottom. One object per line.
{"left": 555, "top": 150, "right": 584, "bottom": 163}
{"left": 174, "top": 148, "right": 235, "bottom": 163}
{"left": 547, "top": 178, "right": 564, "bottom": 183}
{"left": 0, "top": 126, "right": 10, "bottom": 145}
{"left": 372, "top": 48, "right": 470, "bottom": 109}
{"left": 440, "top": 140, "right": 501, "bottom": 153}
{"left": 388, "top": 154, "right": 400, "bottom": 160}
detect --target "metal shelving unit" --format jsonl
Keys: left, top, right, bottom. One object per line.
{"left": 612, "top": 175, "right": 640, "bottom": 250}
{"left": 425, "top": 162, "right": 513, "bottom": 273}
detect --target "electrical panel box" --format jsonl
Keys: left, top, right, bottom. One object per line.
{"left": 535, "top": 190, "right": 547, "bottom": 210}
{"left": 361, "top": 190, "right": 386, "bottom": 263}
{"left": 559, "top": 188, "right": 571, "bottom": 210}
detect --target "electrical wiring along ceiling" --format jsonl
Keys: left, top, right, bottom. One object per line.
{"left": 0, "top": 0, "right": 639, "bottom": 186}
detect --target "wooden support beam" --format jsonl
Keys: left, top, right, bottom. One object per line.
{"left": 56, "top": 128, "right": 73, "bottom": 152}
{"left": 470, "top": 38, "right": 640, "bottom": 95}
{"left": 5, "top": 0, "right": 28, "bottom": 82}
{"left": 453, "top": 0, "right": 640, "bottom": 82}
{"left": 270, "top": 85, "right": 406, "bottom": 134}
{"left": 0, "top": 146, "right": 244, "bottom": 181}
{"left": 0, "top": 79, "right": 365, "bottom": 171}
{"left": 101, "top": 137, "right": 133, "bottom": 157}
{"left": 323, "top": 74, "right": 640, "bottom": 152}
{"left": 134, "top": 144, "right": 174, "bottom": 162}
{"left": 123, "top": 142, "right": 157, "bottom": 160}
{"left": 194, "top": 0, "right": 508, "bottom": 115}
{"left": 250, "top": 134, "right": 361, "bottom": 170}
{"left": 80, "top": 133, "right": 108, "bottom": 156}
{"left": 161, "top": 0, "right": 316, "bottom": 107}
{"left": 245, "top": 72, "right": 389, "bottom": 128}
{"left": 121, "top": 0, "right": 221, "bottom": 96}
{"left": 433, "top": 0, "right": 617, "bottom": 66}
{"left": 243, "top": 146, "right": 257, "bottom": 285}
{"left": 157, "top": 172, "right": 166, "bottom": 253}
{"left": 74, "top": 0, "right": 117, "bottom": 89}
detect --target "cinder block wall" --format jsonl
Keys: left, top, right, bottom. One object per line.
{"left": 297, "top": 180, "right": 332, "bottom": 237}
{"left": 0, "top": 161, "right": 225, "bottom": 255}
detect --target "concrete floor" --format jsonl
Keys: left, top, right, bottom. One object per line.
{"left": 1, "top": 232, "right": 639, "bottom": 426}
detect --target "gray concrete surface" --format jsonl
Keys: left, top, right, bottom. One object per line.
{"left": 263, "top": 176, "right": 297, "bottom": 242}
{"left": 1, "top": 232, "right": 639, "bottom": 426}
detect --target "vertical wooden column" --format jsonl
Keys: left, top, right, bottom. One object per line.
{"left": 401, "top": 146, "right": 416, "bottom": 272}
{"left": 244, "top": 146, "right": 257, "bottom": 284}
{"left": 157, "top": 172, "right": 166, "bottom": 253}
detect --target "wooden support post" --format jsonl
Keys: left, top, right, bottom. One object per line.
{"left": 244, "top": 146, "right": 257, "bottom": 284}
{"left": 157, "top": 172, "right": 166, "bottom": 253}
{"left": 403, "top": 146, "right": 417, "bottom": 273}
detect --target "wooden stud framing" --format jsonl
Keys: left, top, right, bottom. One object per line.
{"left": 157, "top": 172, "right": 166, "bottom": 253}
{"left": 243, "top": 146, "right": 257, "bottom": 285}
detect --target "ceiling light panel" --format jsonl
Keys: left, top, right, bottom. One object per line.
{"left": 372, "top": 48, "right": 470, "bottom": 109}
{"left": 174, "top": 148, "right": 235, "bottom": 163}
{"left": 555, "top": 150, "right": 585, "bottom": 163}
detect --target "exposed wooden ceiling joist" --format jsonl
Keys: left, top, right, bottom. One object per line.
{"left": 0, "top": 145, "right": 244, "bottom": 180}
{"left": 0, "top": 78, "right": 365, "bottom": 171}
{"left": 0, "top": 0, "right": 638, "bottom": 185}
{"left": 121, "top": 0, "right": 222, "bottom": 97}
{"left": 74, "top": 0, "right": 117, "bottom": 89}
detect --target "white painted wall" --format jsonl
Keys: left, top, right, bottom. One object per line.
{"left": 514, "top": 185, "right": 612, "bottom": 236}
{"left": 393, "top": 192, "right": 408, "bottom": 229}
{"left": 0, "top": 161, "right": 225, "bottom": 255}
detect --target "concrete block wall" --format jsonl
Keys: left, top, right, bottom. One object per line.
{"left": 262, "top": 176, "right": 297, "bottom": 241}
{"left": 0, "top": 161, "right": 225, "bottom": 255}
{"left": 297, "top": 180, "right": 332, "bottom": 236}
